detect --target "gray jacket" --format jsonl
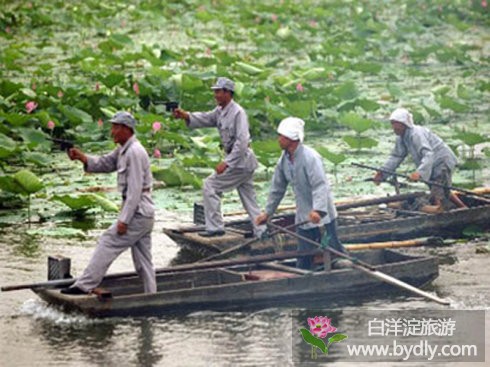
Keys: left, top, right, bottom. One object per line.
{"left": 381, "top": 125, "right": 458, "bottom": 181}
{"left": 85, "top": 135, "right": 155, "bottom": 224}
{"left": 188, "top": 100, "right": 258, "bottom": 171}
{"left": 265, "top": 144, "right": 337, "bottom": 229}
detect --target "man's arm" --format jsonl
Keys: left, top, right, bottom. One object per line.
{"left": 375, "top": 137, "right": 407, "bottom": 182}
{"left": 68, "top": 148, "right": 119, "bottom": 173}
{"left": 174, "top": 107, "right": 219, "bottom": 128}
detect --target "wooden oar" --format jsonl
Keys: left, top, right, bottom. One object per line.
{"left": 0, "top": 249, "right": 322, "bottom": 292}
{"left": 218, "top": 192, "right": 426, "bottom": 218}
{"left": 352, "top": 162, "right": 490, "bottom": 200}
{"left": 345, "top": 237, "right": 451, "bottom": 251}
{"left": 267, "top": 221, "right": 450, "bottom": 305}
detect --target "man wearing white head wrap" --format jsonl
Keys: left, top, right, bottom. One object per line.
{"left": 373, "top": 107, "right": 465, "bottom": 210}
{"left": 277, "top": 117, "right": 305, "bottom": 142}
{"left": 256, "top": 117, "right": 349, "bottom": 270}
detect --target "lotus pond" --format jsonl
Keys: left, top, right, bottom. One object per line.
{"left": 0, "top": 1, "right": 489, "bottom": 366}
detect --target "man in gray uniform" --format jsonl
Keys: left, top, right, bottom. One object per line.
{"left": 173, "top": 77, "right": 265, "bottom": 237}
{"left": 256, "top": 117, "right": 347, "bottom": 269}
{"left": 373, "top": 108, "right": 466, "bottom": 210}
{"left": 61, "top": 111, "right": 157, "bottom": 295}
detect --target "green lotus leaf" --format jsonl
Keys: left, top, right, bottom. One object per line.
{"left": 58, "top": 105, "right": 93, "bottom": 125}
{"left": 13, "top": 169, "right": 44, "bottom": 194}
{"left": 437, "top": 96, "right": 469, "bottom": 113}
{"left": 343, "top": 135, "right": 378, "bottom": 150}
{"left": 235, "top": 61, "right": 263, "bottom": 75}
{"left": 316, "top": 147, "right": 347, "bottom": 165}
{"left": 0, "top": 133, "right": 17, "bottom": 159}
{"left": 339, "top": 113, "right": 374, "bottom": 134}
{"left": 52, "top": 193, "right": 118, "bottom": 212}
{"left": 299, "top": 328, "right": 327, "bottom": 354}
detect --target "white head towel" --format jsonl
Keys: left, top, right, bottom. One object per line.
{"left": 277, "top": 117, "right": 305, "bottom": 142}
{"left": 389, "top": 108, "right": 414, "bottom": 128}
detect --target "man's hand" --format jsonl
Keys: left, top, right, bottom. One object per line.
{"left": 68, "top": 148, "right": 88, "bottom": 164}
{"left": 255, "top": 212, "right": 269, "bottom": 225}
{"left": 117, "top": 221, "right": 128, "bottom": 235}
{"left": 309, "top": 210, "right": 321, "bottom": 224}
{"left": 409, "top": 171, "right": 421, "bottom": 182}
{"left": 215, "top": 161, "right": 228, "bottom": 174}
{"left": 173, "top": 108, "right": 189, "bottom": 121}
{"left": 373, "top": 171, "right": 383, "bottom": 185}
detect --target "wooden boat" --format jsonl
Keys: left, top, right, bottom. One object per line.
{"left": 31, "top": 249, "right": 439, "bottom": 317}
{"left": 164, "top": 191, "right": 490, "bottom": 254}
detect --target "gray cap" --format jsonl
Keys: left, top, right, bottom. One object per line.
{"left": 211, "top": 77, "right": 235, "bottom": 92}
{"left": 109, "top": 111, "right": 136, "bottom": 130}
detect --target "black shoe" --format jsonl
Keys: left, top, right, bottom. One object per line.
{"left": 198, "top": 230, "right": 225, "bottom": 238}
{"left": 60, "top": 286, "right": 88, "bottom": 295}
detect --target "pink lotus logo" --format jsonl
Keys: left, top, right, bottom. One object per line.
{"left": 300, "top": 316, "right": 347, "bottom": 359}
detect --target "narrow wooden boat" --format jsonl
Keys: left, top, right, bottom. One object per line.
{"left": 164, "top": 191, "right": 490, "bottom": 254}
{"left": 31, "top": 249, "right": 439, "bottom": 317}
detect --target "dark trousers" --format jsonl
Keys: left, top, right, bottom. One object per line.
{"left": 296, "top": 219, "right": 345, "bottom": 269}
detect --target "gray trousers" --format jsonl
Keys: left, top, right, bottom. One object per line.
{"left": 73, "top": 214, "right": 157, "bottom": 293}
{"left": 203, "top": 167, "right": 265, "bottom": 235}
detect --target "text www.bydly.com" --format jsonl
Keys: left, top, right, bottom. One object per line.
{"left": 346, "top": 340, "right": 478, "bottom": 361}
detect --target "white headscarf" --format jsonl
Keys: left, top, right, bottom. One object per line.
{"left": 277, "top": 117, "right": 305, "bottom": 142}
{"left": 389, "top": 108, "right": 414, "bottom": 128}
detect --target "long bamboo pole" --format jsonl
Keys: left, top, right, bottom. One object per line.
{"left": 267, "top": 221, "right": 450, "bottom": 305}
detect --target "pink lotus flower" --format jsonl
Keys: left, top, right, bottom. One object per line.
{"left": 57, "top": 90, "right": 64, "bottom": 98}
{"left": 153, "top": 149, "right": 161, "bottom": 158}
{"left": 47, "top": 120, "right": 55, "bottom": 130}
{"left": 309, "top": 20, "right": 318, "bottom": 28}
{"left": 482, "top": 0, "right": 488, "bottom": 7}
{"left": 152, "top": 121, "right": 162, "bottom": 132}
{"left": 97, "top": 118, "right": 103, "bottom": 128}
{"left": 296, "top": 82, "right": 304, "bottom": 92}
{"left": 25, "top": 101, "right": 38, "bottom": 114}
{"left": 95, "top": 82, "right": 100, "bottom": 91}
{"left": 133, "top": 82, "right": 140, "bottom": 95}
{"left": 205, "top": 48, "right": 212, "bottom": 57}
{"left": 271, "top": 14, "right": 278, "bottom": 22}
{"left": 308, "top": 316, "right": 337, "bottom": 339}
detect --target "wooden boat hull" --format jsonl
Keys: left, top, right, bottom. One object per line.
{"left": 164, "top": 193, "right": 490, "bottom": 254}
{"left": 32, "top": 250, "right": 439, "bottom": 317}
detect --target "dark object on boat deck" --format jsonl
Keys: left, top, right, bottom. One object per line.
{"left": 194, "top": 202, "right": 206, "bottom": 225}
{"left": 48, "top": 255, "right": 72, "bottom": 280}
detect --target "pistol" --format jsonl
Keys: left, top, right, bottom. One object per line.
{"left": 154, "top": 101, "right": 179, "bottom": 112}
{"left": 49, "top": 137, "right": 75, "bottom": 151}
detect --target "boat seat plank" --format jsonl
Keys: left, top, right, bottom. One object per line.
{"left": 244, "top": 269, "right": 298, "bottom": 281}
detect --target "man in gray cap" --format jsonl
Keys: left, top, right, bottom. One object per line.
{"left": 61, "top": 111, "right": 157, "bottom": 295}
{"left": 173, "top": 77, "right": 265, "bottom": 237}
